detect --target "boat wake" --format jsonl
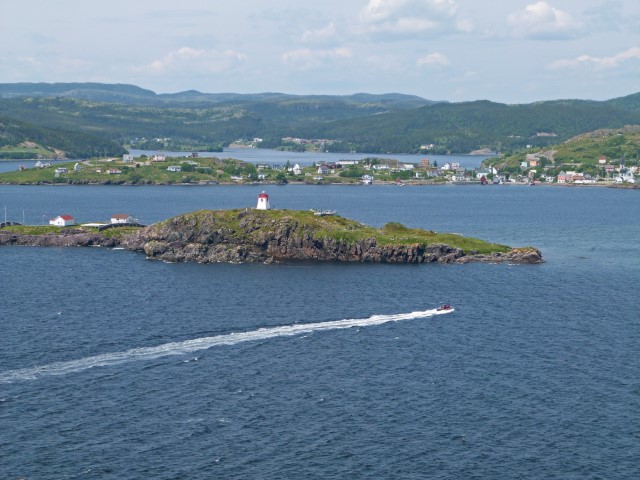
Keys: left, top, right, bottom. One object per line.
{"left": 0, "top": 308, "right": 453, "bottom": 383}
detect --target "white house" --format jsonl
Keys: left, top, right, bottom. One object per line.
{"left": 110, "top": 214, "right": 136, "bottom": 224}
{"left": 317, "top": 164, "right": 329, "bottom": 175}
{"left": 73, "top": 163, "right": 82, "bottom": 171}
{"left": 292, "top": 163, "right": 302, "bottom": 175}
{"left": 123, "top": 154, "right": 134, "bottom": 162}
{"left": 615, "top": 171, "right": 636, "bottom": 184}
{"left": 49, "top": 215, "right": 75, "bottom": 227}
{"left": 54, "top": 167, "right": 68, "bottom": 175}
{"left": 167, "top": 165, "right": 182, "bottom": 172}
{"left": 337, "top": 160, "right": 358, "bottom": 167}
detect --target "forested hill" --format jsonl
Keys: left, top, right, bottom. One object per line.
{"left": 0, "top": 82, "right": 639, "bottom": 156}
{"left": 0, "top": 114, "right": 126, "bottom": 159}
{"left": 303, "top": 99, "right": 640, "bottom": 153}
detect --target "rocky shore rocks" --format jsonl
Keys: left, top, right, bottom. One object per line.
{"left": 0, "top": 229, "right": 119, "bottom": 248}
{"left": 1, "top": 211, "right": 543, "bottom": 265}
{"left": 118, "top": 210, "right": 543, "bottom": 265}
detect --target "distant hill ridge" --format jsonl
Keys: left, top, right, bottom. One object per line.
{"left": 0, "top": 82, "right": 434, "bottom": 108}
{"left": 1, "top": 82, "right": 639, "bottom": 155}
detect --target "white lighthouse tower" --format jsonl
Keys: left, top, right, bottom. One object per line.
{"left": 256, "top": 191, "right": 271, "bottom": 210}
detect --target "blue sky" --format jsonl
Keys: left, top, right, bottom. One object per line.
{"left": 1, "top": 0, "right": 639, "bottom": 103}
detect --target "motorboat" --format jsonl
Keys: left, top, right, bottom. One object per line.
{"left": 437, "top": 304, "right": 453, "bottom": 311}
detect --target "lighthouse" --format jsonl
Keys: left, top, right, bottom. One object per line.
{"left": 256, "top": 191, "right": 271, "bottom": 210}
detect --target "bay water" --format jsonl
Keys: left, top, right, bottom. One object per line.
{"left": 1, "top": 183, "right": 638, "bottom": 479}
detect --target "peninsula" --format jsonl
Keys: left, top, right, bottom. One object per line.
{"left": 0, "top": 209, "right": 543, "bottom": 265}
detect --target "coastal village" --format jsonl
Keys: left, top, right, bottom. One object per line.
{"left": 7, "top": 148, "right": 636, "bottom": 186}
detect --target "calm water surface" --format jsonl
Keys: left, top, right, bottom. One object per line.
{"left": 1, "top": 184, "right": 639, "bottom": 479}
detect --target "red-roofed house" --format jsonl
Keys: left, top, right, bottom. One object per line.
{"left": 49, "top": 215, "right": 75, "bottom": 227}
{"left": 110, "top": 214, "right": 136, "bottom": 224}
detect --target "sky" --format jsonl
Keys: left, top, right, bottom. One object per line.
{"left": 1, "top": 0, "right": 639, "bottom": 103}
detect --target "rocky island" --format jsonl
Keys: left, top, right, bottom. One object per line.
{"left": 0, "top": 209, "right": 543, "bottom": 264}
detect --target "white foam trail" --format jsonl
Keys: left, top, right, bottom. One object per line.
{"left": 0, "top": 308, "right": 453, "bottom": 383}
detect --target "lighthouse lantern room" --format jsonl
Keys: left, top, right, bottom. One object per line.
{"left": 256, "top": 191, "right": 271, "bottom": 210}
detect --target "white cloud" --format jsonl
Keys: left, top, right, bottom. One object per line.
{"left": 507, "top": 1, "right": 581, "bottom": 39}
{"left": 301, "top": 22, "right": 337, "bottom": 43}
{"left": 142, "top": 47, "right": 247, "bottom": 74}
{"left": 548, "top": 47, "right": 640, "bottom": 70}
{"left": 366, "top": 54, "right": 404, "bottom": 71}
{"left": 359, "top": 0, "right": 460, "bottom": 37}
{"left": 281, "top": 47, "right": 352, "bottom": 70}
{"left": 416, "top": 52, "right": 450, "bottom": 67}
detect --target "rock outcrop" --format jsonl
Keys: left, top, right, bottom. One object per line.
{"left": 1, "top": 210, "right": 543, "bottom": 265}
{"left": 0, "top": 229, "right": 119, "bottom": 248}
{"left": 119, "top": 210, "right": 543, "bottom": 265}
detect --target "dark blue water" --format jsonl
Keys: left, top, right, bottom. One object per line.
{"left": 1, "top": 185, "right": 639, "bottom": 479}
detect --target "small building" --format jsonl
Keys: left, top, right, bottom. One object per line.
{"left": 557, "top": 171, "right": 568, "bottom": 183}
{"left": 107, "top": 169, "right": 122, "bottom": 175}
{"left": 73, "top": 163, "right": 82, "bottom": 171}
{"left": 598, "top": 155, "right": 607, "bottom": 165}
{"left": 54, "top": 167, "right": 68, "bottom": 175}
{"left": 292, "top": 163, "right": 302, "bottom": 175}
{"left": 453, "top": 173, "right": 467, "bottom": 182}
{"left": 167, "top": 165, "right": 182, "bottom": 172}
{"left": 337, "top": 160, "right": 358, "bottom": 167}
{"left": 110, "top": 214, "right": 136, "bottom": 224}
{"left": 256, "top": 191, "right": 271, "bottom": 210}
{"left": 123, "top": 154, "right": 134, "bottom": 163}
{"left": 615, "top": 171, "right": 635, "bottom": 183}
{"left": 49, "top": 215, "right": 75, "bottom": 227}
{"left": 317, "top": 164, "right": 329, "bottom": 175}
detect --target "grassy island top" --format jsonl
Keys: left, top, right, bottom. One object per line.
{"left": 152, "top": 208, "right": 512, "bottom": 255}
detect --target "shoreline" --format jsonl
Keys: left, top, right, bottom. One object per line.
{"left": 0, "top": 179, "right": 636, "bottom": 188}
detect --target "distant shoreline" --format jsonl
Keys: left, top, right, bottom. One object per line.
{"left": 0, "top": 179, "right": 636, "bottom": 188}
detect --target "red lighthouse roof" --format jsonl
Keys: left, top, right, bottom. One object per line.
{"left": 258, "top": 191, "right": 269, "bottom": 198}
